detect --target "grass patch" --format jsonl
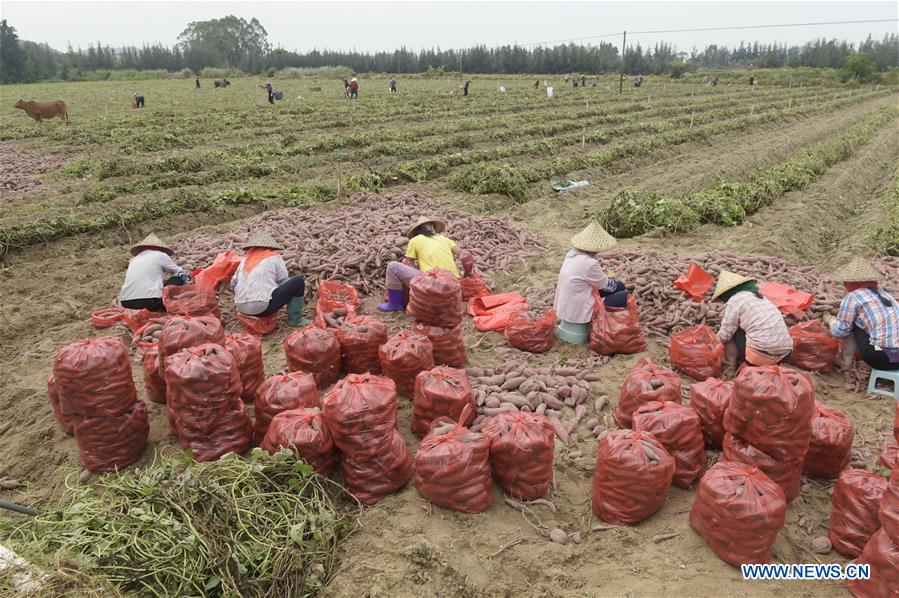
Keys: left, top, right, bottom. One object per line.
{"left": 451, "top": 163, "right": 531, "bottom": 203}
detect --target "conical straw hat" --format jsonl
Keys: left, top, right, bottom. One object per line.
{"left": 241, "top": 231, "right": 284, "bottom": 251}
{"left": 711, "top": 270, "right": 756, "bottom": 301}
{"left": 571, "top": 221, "right": 617, "bottom": 253}
{"left": 407, "top": 216, "right": 446, "bottom": 238}
{"left": 830, "top": 258, "right": 881, "bottom": 282}
{"left": 131, "top": 233, "right": 173, "bottom": 256}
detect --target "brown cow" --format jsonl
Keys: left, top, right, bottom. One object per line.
{"left": 14, "top": 100, "right": 69, "bottom": 124}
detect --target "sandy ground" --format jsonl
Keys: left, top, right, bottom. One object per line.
{"left": 1, "top": 95, "right": 897, "bottom": 597}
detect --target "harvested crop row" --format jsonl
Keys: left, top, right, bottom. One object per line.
{"left": 0, "top": 147, "right": 69, "bottom": 196}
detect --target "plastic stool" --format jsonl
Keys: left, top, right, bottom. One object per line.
{"left": 556, "top": 320, "right": 589, "bottom": 345}
{"left": 867, "top": 369, "right": 899, "bottom": 399}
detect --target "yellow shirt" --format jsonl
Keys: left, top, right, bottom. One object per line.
{"left": 406, "top": 235, "right": 458, "bottom": 276}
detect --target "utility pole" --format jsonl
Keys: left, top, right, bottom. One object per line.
{"left": 618, "top": 30, "right": 626, "bottom": 95}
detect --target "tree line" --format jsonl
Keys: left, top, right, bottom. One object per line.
{"left": 1, "top": 16, "right": 897, "bottom": 84}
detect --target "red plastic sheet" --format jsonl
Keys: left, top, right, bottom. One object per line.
{"left": 91, "top": 307, "right": 125, "bottom": 329}
{"left": 253, "top": 372, "right": 320, "bottom": 445}
{"left": 723, "top": 365, "right": 815, "bottom": 463}
{"left": 47, "top": 374, "right": 73, "bottom": 436}
{"left": 224, "top": 332, "right": 265, "bottom": 402}
{"left": 235, "top": 311, "right": 278, "bottom": 336}
{"left": 848, "top": 529, "right": 899, "bottom": 598}
{"left": 193, "top": 251, "right": 241, "bottom": 293}
{"left": 590, "top": 294, "right": 647, "bottom": 355}
{"left": 157, "top": 315, "right": 225, "bottom": 379}
{"left": 142, "top": 344, "right": 166, "bottom": 404}
{"left": 411, "top": 366, "right": 476, "bottom": 438}
{"left": 504, "top": 310, "right": 556, "bottom": 354}
{"left": 53, "top": 336, "right": 138, "bottom": 418}
{"left": 164, "top": 343, "right": 252, "bottom": 461}
{"left": 877, "top": 443, "right": 899, "bottom": 471}
{"left": 72, "top": 400, "right": 149, "bottom": 472}
{"left": 379, "top": 330, "right": 435, "bottom": 396}
{"left": 689, "top": 461, "right": 787, "bottom": 566}
{"left": 803, "top": 400, "right": 854, "bottom": 479}
{"left": 412, "top": 322, "right": 467, "bottom": 367}
{"left": 689, "top": 377, "right": 734, "bottom": 448}
{"left": 788, "top": 320, "right": 839, "bottom": 373}
{"left": 313, "top": 280, "right": 360, "bottom": 329}
{"left": 337, "top": 316, "right": 388, "bottom": 375}
{"left": 614, "top": 358, "right": 681, "bottom": 429}
{"left": 481, "top": 411, "right": 554, "bottom": 500}
{"left": 673, "top": 263, "right": 714, "bottom": 302}
{"left": 162, "top": 285, "right": 220, "bottom": 318}
{"left": 880, "top": 469, "right": 899, "bottom": 545}
{"left": 284, "top": 326, "right": 342, "bottom": 389}
{"left": 321, "top": 374, "right": 412, "bottom": 505}
{"left": 828, "top": 468, "right": 890, "bottom": 558}
{"left": 407, "top": 268, "right": 463, "bottom": 328}
{"left": 260, "top": 407, "right": 336, "bottom": 477}
{"left": 460, "top": 274, "right": 490, "bottom": 301}
{"left": 414, "top": 405, "right": 493, "bottom": 513}
{"left": 591, "top": 429, "right": 675, "bottom": 525}
{"left": 632, "top": 401, "right": 706, "bottom": 488}
{"left": 758, "top": 281, "right": 814, "bottom": 319}
{"left": 895, "top": 401, "right": 899, "bottom": 444}
{"left": 468, "top": 292, "right": 529, "bottom": 332}
{"left": 668, "top": 325, "right": 724, "bottom": 381}
{"left": 722, "top": 433, "right": 804, "bottom": 502}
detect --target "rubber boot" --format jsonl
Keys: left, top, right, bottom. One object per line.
{"left": 287, "top": 297, "right": 311, "bottom": 327}
{"left": 378, "top": 288, "right": 406, "bottom": 312}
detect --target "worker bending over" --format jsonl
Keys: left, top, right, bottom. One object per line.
{"left": 119, "top": 234, "right": 189, "bottom": 312}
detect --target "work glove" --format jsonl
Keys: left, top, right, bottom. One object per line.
{"left": 179, "top": 273, "right": 191, "bottom": 284}
{"left": 459, "top": 250, "right": 475, "bottom": 276}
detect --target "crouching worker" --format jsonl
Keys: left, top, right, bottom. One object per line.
{"left": 119, "top": 234, "right": 189, "bottom": 312}
{"left": 231, "top": 232, "right": 309, "bottom": 327}
{"left": 553, "top": 222, "right": 628, "bottom": 344}
{"left": 829, "top": 259, "right": 899, "bottom": 371}
{"left": 712, "top": 271, "right": 792, "bottom": 370}
{"left": 378, "top": 216, "right": 474, "bottom": 311}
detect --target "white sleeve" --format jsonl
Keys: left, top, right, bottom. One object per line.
{"left": 159, "top": 253, "right": 183, "bottom": 276}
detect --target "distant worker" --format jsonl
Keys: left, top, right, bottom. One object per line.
{"left": 580, "top": 74, "right": 586, "bottom": 87}
{"left": 463, "top": 80, "right": 471, "bottom": 96}
{"left": 262, "top": 81, "right": 274, "bottom": 104}
{"left": 132, "top": 93, "right": 145, "bottom": 108}
{"left": 349, "top": 77, "right": 359, "bottom": 99}
{"left": 389, "top": 77, "right": 398, "bottom": 93}
{"left": 195, "top": 77, "right": 200, "bottom": 89}
{"left": 633, "top": 75, "right": 643, "bottom": 88}
{"left": 591, "top": 77, "right": 597, "bottom": 87}
{"left": 119, "top": 234, "right": 189, "bottom": 312}
{"left": 748, "top": 75, "right": 755, "bottom": 86}
{"left": 571, "top": 75, "right": 579, "bottom": 88}
{"left": 534, "top": 79, "right": 540, "bottom": 90}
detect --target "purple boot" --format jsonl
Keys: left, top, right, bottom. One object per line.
{"left": 378, "top": 288, "right": 405, "bottom": 312}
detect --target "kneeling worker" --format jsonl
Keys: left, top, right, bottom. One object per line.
{"left": 119, "top": 233, "right": 189, "bottom": 312}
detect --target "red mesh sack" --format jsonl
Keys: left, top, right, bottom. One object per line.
{"left": 668, "top": 325, "right": 724, "bottom": 381}
{"left": 689, "top": 461, "right": 787, "bottom": 566}
{"left": 412, "top": 322, "right": 467, "bottom": 367}
{"left": 175, "top": 399, "right": 254, "bottom": 462}
{"left": 193, "top": 251, "right": 241, "bottom": 293}
{"left": 411, "top": 366, "right": 475, "bottom": 438}
{"left": 614, "top": 358, "right": 681, "bottom": 429}
{"left": 877, "top": 443, "right": 899, "bottom": 470}
{"left": 284, "top": 326, "right": 341, "bottom": 389}
{"left": 480, "top": 411, "right": 554, "bottom": 500}
{"left": 53, "top": 336, "right": 138, "bottom": 418}
{"left": 880, "top": 469, "right": 899, "bottom": 545}
{"left": 337, "top": 316, "right": 388, "bottom": 374}
{"left": 313, "top": 280, "right": 360, "bottom": 328}
{"left": 689, "top": 378, "right": 734, "bottom": 447}
{"left": 848, "top": 528, "right": 899, "bottom": 598}
{"left": 224, "top": 332, "right": 265, "bottom": 402}
{"left": 414, "top": 405, "right": 493, "bottom": 513}
{"left": 723, "top": 365, "right": 815, "bottom": 463}
{"left": 71, "top": 400, "right": 149, "bottom": 472}
{"left": 321, "top": 374, "right": 412, "bottom": 505}
{"left": 260, "top": 407, "right": 336, "bottom": 476}
{"left": 379, "top": 330, "right": 435, "bottom": 396}
{"left": 460, "top": 274, "right": 490, "bottom": 301}
{"left": 590, "top": 294, "right": 647, "bottom": 355}
{"left": 722, "top": 433, "right": 803, "bottom": 502}
{"left": 122, "top": 308, "right": 160, "bottom": 334}
{"left": 504, "top": 310, "right": 556, "bottom": 354}
{"left": 803, "top": 400, "right": 854, "bottom": 479}
{"left": 253, "top": 372, "right": 319, "bottom": 445}
{"left": 235, "top": 311, "right": 277, "bottom": 336}
{"left": 91, "top": 307, "right": 124, "bottom": 329}
{"left": 47, "top": 374, "right": 73, "bottom": 435}
{"left": 157, "top": 315, "right": 225, "bottom": 379}
{"left": 162, "top": 284, "right": 220, "bottom": 318}
{"left": 828, "top": 469, "right": 889, "bottom": 558}
{"left": 632, "top": 401, "right": 706, "bottom": 488}
{"left": 142, "top": 344, "right": 166, "bottom": 404}
{"left": 788, "top": 320, "right": 839, "bottom": 373}
{"left": 895, "top": 401, "right": 898, "bottom": 444}
{"left": 407, "top": 268, "right": 463, "bottom": 328}
{"left": 129, "top": 315, "right": 171, "bottom": 361}
{"left": 591, "top": 429, "right": 675, "bottom": 525}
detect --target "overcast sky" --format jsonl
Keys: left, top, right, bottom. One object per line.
{"left": 2, "top": 1, "right": 896, "bottom": 53}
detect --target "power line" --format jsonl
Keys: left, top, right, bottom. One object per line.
{"left": 522, "top": 18, "right": 898, "bottom": 47}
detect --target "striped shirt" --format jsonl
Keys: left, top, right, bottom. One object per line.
{"left": 830, "top": 288, "right": 899, "bottom": 349}
{"left": 717, "top": 291, "right": 793, "bottom": 354}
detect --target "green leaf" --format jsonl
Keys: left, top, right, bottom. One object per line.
{"left": 204, "top": 576, "right": 221, "bottom": 590}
